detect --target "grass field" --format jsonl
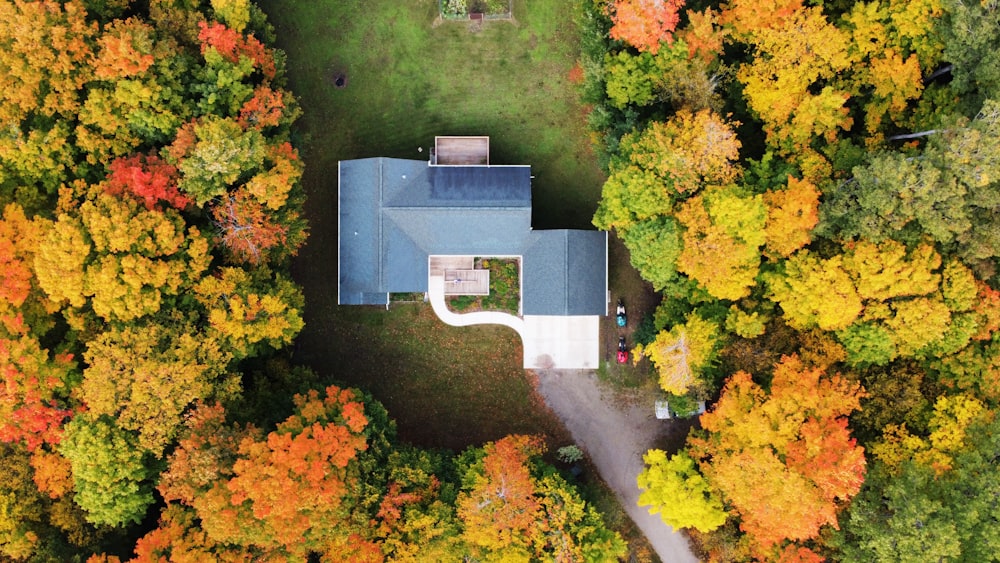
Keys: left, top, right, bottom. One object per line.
{"left": 256, "top": 0, "right": 606, "bottom": 449}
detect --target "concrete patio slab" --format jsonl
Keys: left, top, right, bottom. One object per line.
{"left": 522, "top": 315, "right": 600, "bottom": 369}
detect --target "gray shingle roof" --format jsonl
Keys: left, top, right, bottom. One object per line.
{"left": 338, "top": 157, "right": 607, "bottom": 315}
{"left": 522, "top": 230, "right": 608, "bottom": 315}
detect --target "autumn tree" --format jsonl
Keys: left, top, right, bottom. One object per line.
{"left": 210, "top": 0, "right": 252, "bottom": 33}
{"left": 675, "top": 186, "right": 766, "bottom": 300}
{"left": 77, "top": 17, "right": 192, "bottom": 166}
{"left": 0, "top": 444, "right": 96, "bottom": 560}
{"left": 370, "top": 448, "right": 465, "bottom": 561}
{"left": 0, "top": 0, "right": 94, "bottom": 199}
{"left": 870, "top": 393, "right": 990, "bottom": 475}
{"left": 130, "top": 504, "right": 261, "bottom": 563}
{"left": 635, "top": 313, "right": 720, "bottom": 395}
{"left": 608, "top": 0, "right": 685, "bottom": 54}
{"left": 58, "top": 416, "right": 154, "bottom": 527}
{"left": 687, "top": 355, "right": 866, "bottom": 553}
{"left": 210, "top": 189, "right": 288, "bottom": 265}
{"left": 593, "top": 108, "right": 741, "bottom": 231}
{"left": 765, "top": 251, "right": 863, "bottom": 331}
{"left": 193, "top": 266, "right": 304, "bottom": 359}
{"left": 731, "top": 4, "right": 853, "bottom": 160}
{"left": 0, "top": 444, "right": 53, "bottom": 559}
{"left": 838, "top": 0, "right": 944, "bottom": 137}
{"left": 458, "top": 434, "right": 542, "bottom": 558}
{"left": 34, "top": 191, "right": 211, "bottom": 324}
{"left": 0, "top": 203, "right": 55, "bottom": 336}
{"left": 457, "top": 434, "right": 626, "bottom": 561}
{"left": 762, "top": 177, "right": 819, "bottom": 258}
{"left": 104, "top": 153, "right": 190, "bottom": 210}
{"left": 157, "top": 387, "right": 375, "bottom": 557}
{"left": 167, "top": 116, "right": 267, "bottom": 205}
{"left": 80, "top": 322, "right": 236, "bottom": 456}
{"left": 603, "top": 39, "right": 719, "bottom": 111}
{"left": 0, "top": 335, "right": 75, "bottom": 452}
{"left": 637, "top": 450, "right": 727, "bottom": 533}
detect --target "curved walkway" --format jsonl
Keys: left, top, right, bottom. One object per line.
{"left": 428, "top": 276, "right": 600, "bottom": 369}
{"left": 428, "top": 275, "right": 526, "bottom": 333}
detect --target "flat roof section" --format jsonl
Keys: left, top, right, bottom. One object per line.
{"left": 434, "top": 136, "right": 490, "bottom": 165}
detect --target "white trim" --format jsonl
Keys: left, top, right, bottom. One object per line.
{"left": 604, "top": 231, "right": 609, "bottom": 316}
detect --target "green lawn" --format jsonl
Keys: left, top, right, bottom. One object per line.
{"left": 257, "top": 0, "right": 606, "bottom": 450}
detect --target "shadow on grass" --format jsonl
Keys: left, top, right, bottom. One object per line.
{"left": 293, "top": 303, "right": 571, "bottom": 451}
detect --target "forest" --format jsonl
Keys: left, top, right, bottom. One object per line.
{"left": 3, "top": 0, "right": 999, "bottom": 561}
{"left": 586, "top": 0, "right": 1000, "bottom": 561}
{"left": 0, "top": 0, "right": 629, "bottom": 561}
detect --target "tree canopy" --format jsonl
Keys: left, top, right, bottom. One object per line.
{"left": 581, "top": 0, "right": 1000, "bottom": 556}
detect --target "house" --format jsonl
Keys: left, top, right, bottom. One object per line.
{"left": 337, "top": 137, "right": 608, "bottom": 369}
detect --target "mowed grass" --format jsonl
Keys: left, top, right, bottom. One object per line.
{"left": 257, "top": 0, "right": 605, "bottom": 450}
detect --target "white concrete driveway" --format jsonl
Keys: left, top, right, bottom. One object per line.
{"left": 427, "top": 276, "right": 600, "bottom": 369}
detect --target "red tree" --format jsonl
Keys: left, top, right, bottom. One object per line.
{"left": 197, "top": 21, "right": 276, "bottom": 80}
{"left": 210, "top": 190, "right": 288, "bottom": 264}
{"left": 0, "top": 336, "right": 74, "bottom": 451}
{"left": 237, "top": 85, "right": 286, "bottom": 129}
{"left": 105, "top": 153, "right": 191, "bottom": 210}
{"left": 609, "top": 0, "right": 685, "bottom": 54}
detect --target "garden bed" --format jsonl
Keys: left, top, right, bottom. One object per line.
{"left": 447, "top": 257, "right": 520, "bottom": 315}
{"left": 440, "top": 0, "right": 512, "bottom": 20}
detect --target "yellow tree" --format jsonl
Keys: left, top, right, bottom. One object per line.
{"left": 193, "top": 266, "right": 304, "bottom": 360}
{"left": 872, "top": 393, "right": 990, "bottom": 475}
{"left": 637, "top": 450, "right": 727, "bottom": 533}
{"left": 765, "top": 251, "right": 863, "bottom": 331}
{"left": 0, "top": 0, "right": 95, "bottom": 124}
{"left": 732, "top": 4, "right": 853, "bottom": 157}
{"left": 594, "top": 108, "right": 741, "bottom": 231}
{"left": 762, "top": 177, "right": 820, "bottom": 258}
{"left": 0, "top": 203, "right": 56, "bottom": 335}
{"left": 841, "top": 0, "right": 943, "bottom": 135}
{"left": 34, "top": 192, "right": 211, "bottom": 324}
{"left": 841, "top": 240, "right": 941, "bottom": 302}
{"left": 0, "top": 0, "right": 95, "bottom": 195}
{"left": 676, "top": 186, "right": 765, "bottom": 300}
{"left": 638, "top": 313, "right": 720, "bottom": 395}
{"left": 80, "top": 322, "right": 236, "bottom": 456}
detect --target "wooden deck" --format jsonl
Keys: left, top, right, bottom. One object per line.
{"left": 443, "top": 269, "right": 489, "bottom": 295}
{"left": 429, "top": 255, "right": 474, "bottom": 276}
{"left": 433, "top": 136, "right": 489, "bottom": 165}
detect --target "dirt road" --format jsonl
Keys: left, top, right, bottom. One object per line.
{"left": 534, "top": 369, "right": 699, "bottom": 563}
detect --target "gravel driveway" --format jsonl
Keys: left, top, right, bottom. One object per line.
{"left": 534, "top": 369, "right": 699, "bottom": 563}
